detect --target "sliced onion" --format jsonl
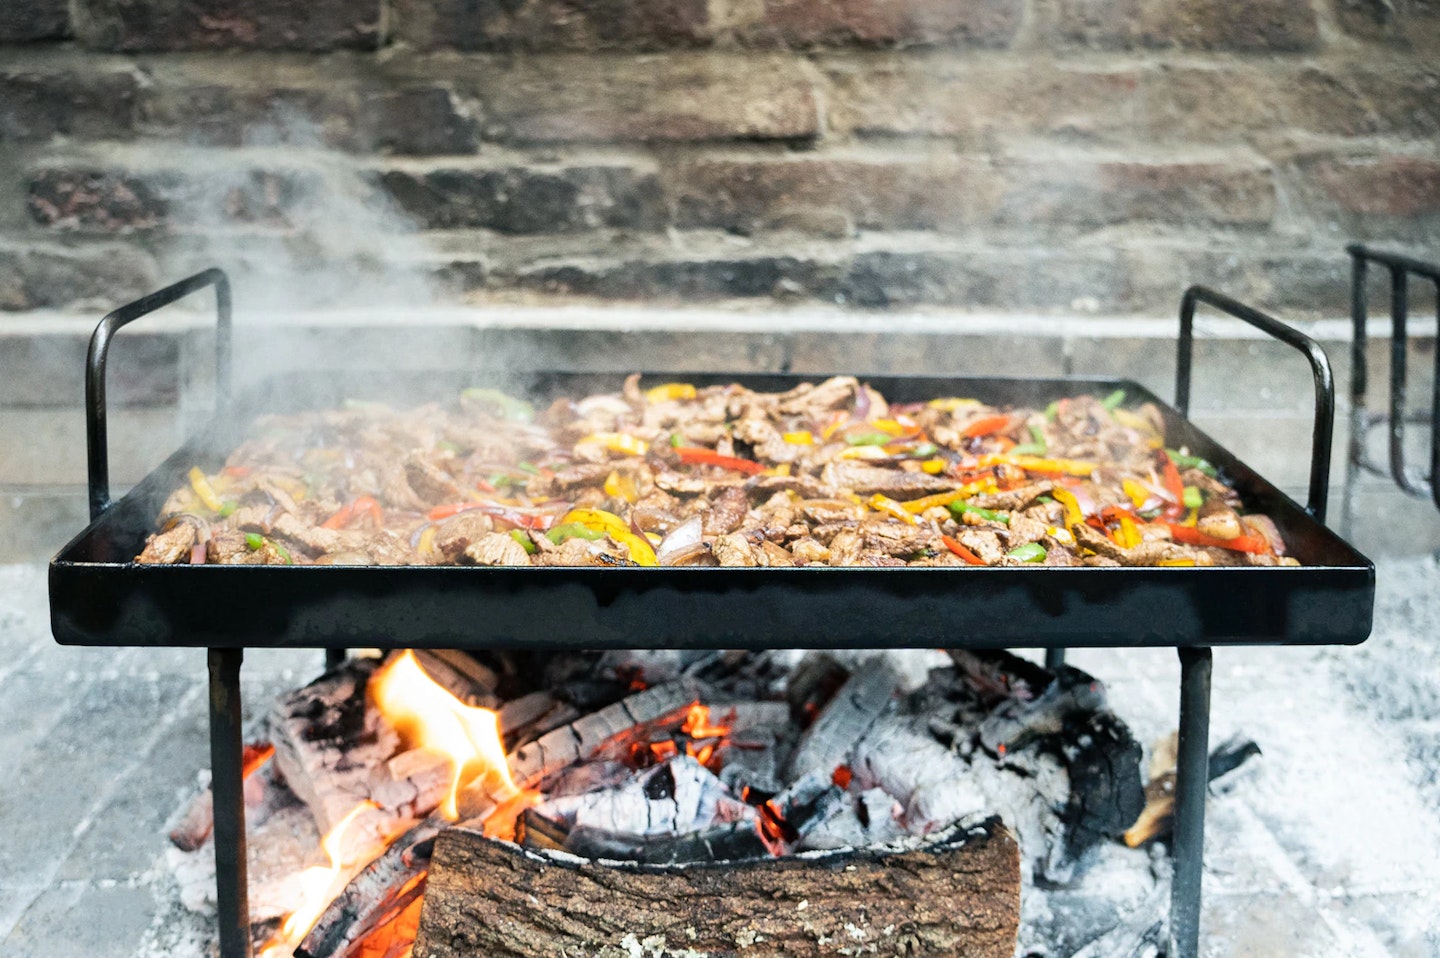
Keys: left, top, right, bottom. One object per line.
{"left": 663, "top": 542, "right": 712, "bottom": 566}
{"left": 656, "top": 515, "right": 703, "bottom": 565}
{"left": 853, "top": 383, "right": 871, "bottom": 420}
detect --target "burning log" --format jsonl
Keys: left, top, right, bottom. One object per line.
{"left": 269, "top": 658, "right": 402, "bottom": 833}
{"left": 168, "top": 742, "right": 274, "bottom": 852}
{"left": 412, "top": 817, "right": 1021, "bottom": 958}
{"left": 502, "top": 678, "right": 704, "bottom": 799}
{"left": 294, "top": 817, "right": 440, "bottom": 958}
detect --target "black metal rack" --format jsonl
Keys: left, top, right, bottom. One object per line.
{"left": 49, "top": 270, "right": 1374, "bottom": 958}
{"left": 1344, "top": 245, "right": 1440, "bottom": 527}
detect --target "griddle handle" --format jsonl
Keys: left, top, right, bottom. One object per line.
{"left": 87, "top": 268, "right": 232, "bottom": 520}
{"left": 1176, "top": 286, "right": 1334, "bottom": 524}
{"left": 1346, "top": 244, "right": 1440, "bottom": 513}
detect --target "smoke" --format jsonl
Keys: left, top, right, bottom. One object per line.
{"left": 161, "top": 109, "right": 438, "bottom": 321}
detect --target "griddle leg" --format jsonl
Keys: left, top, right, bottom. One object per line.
{"left": 1044, "top": 648, "right": 1066, "bottom": 670}
{"left": 208, "top": 648, "right": 252, "bottom": 958}
{"left": 1170, "top": 646, "right": 1212, "bottom": 958}
{"left": 325, "top": 648, "right": 346, "bottom": 670}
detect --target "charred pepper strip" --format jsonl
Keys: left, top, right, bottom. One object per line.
{"left": 869, "top": 494, "right": 919, "bottom": 525}
{"left": 1007, "top": 542, "right": 1047, "bottom": 562}
{"left": 1157, "top": 450, "right": 1187, "bottom": 519}
{"left": 1167, "top": 449, "right": 1219, "bottom": 477}
{"left": 977, "top": 453, "right": 1097, "bottom": 477}
{"left": 1052, "top": 487, "right": 1085, "bottom": 530}
{"left": 961, "top": 414, "right": 1011, "bottom": 439}
{"left": 1165, "top": 523, "right": 1268, "bottom": 553}
{"left": 902, "top": 479, "right": 997, "bottom": 514}
{"left": 322, "top": 495, "right": 382, "bottom": 530}
{"left": 643, "top": 382, "right": 697, "bottom": 403}
{"left": 675, "top": 447, "right": 767, "bottom": 475}
{"left": 188, "top": 467, "right": 225, "bottom": 513}
{"left": 949, "top": 501, "right": 1009, "bottom": 524}
{"left": 940, "top": 535, "right": 986, "bottom": 565}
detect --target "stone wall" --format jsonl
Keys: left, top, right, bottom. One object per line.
{"left": 1, "top": 0, "right": 1437, "bottom": 316}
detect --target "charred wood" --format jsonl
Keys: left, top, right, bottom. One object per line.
{"left": 294, "top": 817, "right": 441, "bottom": 958}
{"left": 787, "top": 659, "right": 903, "bottom": 782}
{"left": 413, "top": 818, "right": 1021, "bottom": 958}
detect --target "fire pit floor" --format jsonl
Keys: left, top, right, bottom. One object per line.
{"left": 2, "top": 560, "right": 1437, "bottom": 957}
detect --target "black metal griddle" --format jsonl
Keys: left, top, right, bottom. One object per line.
{"left": 49, "top": 269, "right": 1375, "bottom": 958}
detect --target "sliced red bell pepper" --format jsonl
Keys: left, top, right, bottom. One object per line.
{"left": 323, "top": 494, "right": 383, "bottom": 529}
{"left": 941, "top": 534, "right": 986, "bottom": 566}
{"left": 961, "top": 414, "right": 1011, "bottom": 439}
{"left": 1157, "top": 450, "right": 1187, "bottom": 519}
{"left": 221, "top": 465, "right": 251, "bottom": 478}
{"left": 434, "top": 502, "right": 560, "bottom": 531}
{"left": 1165, "top": 523, "right": 1269, "bottom": 553}
{"left": 675, "top": 447, "right": 767, "bottom": 475}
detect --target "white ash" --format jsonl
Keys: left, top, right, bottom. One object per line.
{"left": 536, "top": 756, "right": 755, "bottom": 837}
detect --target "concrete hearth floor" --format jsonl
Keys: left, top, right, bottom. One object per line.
{"left": 1, "top": 559, "right": 1438, "bottom": 958}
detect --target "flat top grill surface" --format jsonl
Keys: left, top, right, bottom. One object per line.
{"left": 50, "top": 371, "right": 1374, "bottom": 651}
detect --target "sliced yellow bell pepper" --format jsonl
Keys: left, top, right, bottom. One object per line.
{"left": 1116, "top": 515, "right": 1141, "bottom": 549}
{"left": 560, "top": 508, "right": 657, "bottom": 566}
{"left": 783, "top": 430, "right": 814, "bottom": 445}
{"left": 918, "top": 458, "right": 947, "bottom": 474}
{"left": 575, "top": 432, "right": 649, "bottom": 456}
{"left": 869, "top": 418, "right": 911, "bottom": 437}
{"left": 978, "top": 453, "right": 1097, "bottom": 477}
{"left": 836, "top": 445, "right": 889, "bottom": 460}
{"left": 1048, "top": 526, "right": 1076, "bottom": 546}
{"left": 868, "top": 494, "right": 918, "bottom": 525}
{"left": 1122, "top": 479, "right": 1152, "bottom": 511}
{"left": 604, "top": 471, "right": 639, "bottom": 503}
{"left": 902, "top": 478, "right": 997, "bottom": 514}
{"left": 1112, "top": 408, "right": 1159, "bottom": 436}
{"left": 1158, "top": 558, "right": 1197, "bottom": 567}
{"left": 928, "top": 398, "right": 983, "bottom": 412}
{"left": 188, "top": 467, "right": 225, "bottom": 513}
{"left": 643, "top": 382, "right": 697, "bottom": 403}
{"left": 1051, "top": 487, "right": 1084, "bottom": 530}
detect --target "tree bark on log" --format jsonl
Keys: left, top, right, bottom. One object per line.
{"left": 412, "top": 817, "right": 1020, "bottom": 958}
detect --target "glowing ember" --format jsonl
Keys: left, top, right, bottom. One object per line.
{"left": 261, "top": 800, "right": 379, "bottom": 956}
{"left": 370, "top": 650, "right": 529, "bottom": 821}
{"left": 680, "top": 702, "right": 731, "bottom": 739}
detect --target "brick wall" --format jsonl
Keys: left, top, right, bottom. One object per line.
{"left": 1, "top": 0, "right": 1438, "bottom": 316}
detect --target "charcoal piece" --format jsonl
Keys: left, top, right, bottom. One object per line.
{"left": 787, "top": 658, "right": 904, "bottom": 781}
{"left": 947, "top": 649, "right": 1052, "bottom": 707}
{"left": 534, "top": 756, "right": 745, "bottom": 838}
{"left": 1048, "top": 710, "right": 1145, "bottom": 880}
{"left": 978, "top": 665, "right": 1107, "bottom": 757}
{"left": 767, "top": 768, "right": 847, "bottom": 844}
{"left": 785, "top": 651, "right": 849, "bottom": 725}
{"left": 564, "top": 820, "right": 771, "bottom": 865}
{"left": 518, "top": 809, "right": 571, "bottom": 852}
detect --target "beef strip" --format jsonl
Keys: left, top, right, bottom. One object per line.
{"left": 967, "top": 482, "right": 1055, "bottom": 512}
{"left": 702, "top": 486, "right": 751, "bottom": 536}
{"left": 712, "top": 533, "right": 760, "bottom": 567}
{"left": 820, "top": 462, "right": 956, "bottom": 500}
{"left": 462, "top": 532, "right": 533, "bottom": 567}
{"left": 433, "top": 512, "right": 497, "bottom": 563}
{"left": 404, "top": 453, "right": 466, "bottom": 505}
{"left": 138, "top": 523, "right": 197, "bottom": 564}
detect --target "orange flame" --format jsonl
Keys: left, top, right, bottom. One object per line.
{"left": 261, "top": 800, "right": 379, "bottom": 956}
{"left": 370, "top": 651, "right": 526, "bottom": 821}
